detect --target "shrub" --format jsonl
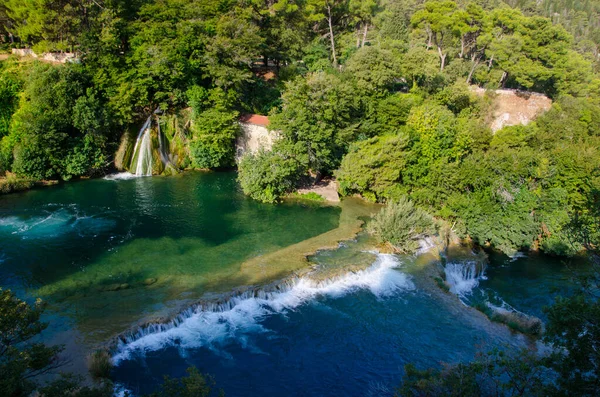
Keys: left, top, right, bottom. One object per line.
{"left": 87, "top": 349, "right": 113, "bottom": 380}
{"left": 490, "top": 309, "right": 544, "bottom": 336}
{"left": 0, "top": 172, "right": 35, "bottom": 194}
{"left": 238, "top": 149, "right": 303, "bottom": 203}
{"left": 289, "top": 191, "right": 325, "bottom": 202}
{"left": 368, "top": 196, "right": 436, "bottom": 253}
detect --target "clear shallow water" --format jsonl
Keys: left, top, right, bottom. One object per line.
{"left": 0, "top": 172, "right": 342, "bottom": 340}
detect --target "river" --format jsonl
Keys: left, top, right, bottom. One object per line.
{"left": 0, "top": 171, "right": 588, "bottom": 396}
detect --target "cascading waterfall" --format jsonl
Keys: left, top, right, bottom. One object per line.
{"left": 111, "top": 253, "right": 414, "bottom": 365}
{"left": 130, "top": 116, "right": 153, "bottom": 176}
{"left": 126, "top": 113, "right": 174, "bottom": 176}
{"left": 156, "top": 118, "right": 170, "bottom": 166}
{"left": 444, "top": 260, "right": 487, "bottom": 296}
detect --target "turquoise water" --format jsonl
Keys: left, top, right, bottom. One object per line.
{"left": 0, "top": 172, "right": 342, "bottom": 340}
{"left": 110, "top": 245, "right": 532, "bottom": 396}
{"left": 0, "top": 172, "right": 587, "bottom": 395}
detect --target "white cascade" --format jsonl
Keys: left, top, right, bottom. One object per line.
{"left": 112, "top": 254, "right": 414, "bottom": 365}
{"left": 130, "top": 117, "right": 153, "bottom": 176}
{"left": 444, "top": 260, "right": 487, "bottom": 296}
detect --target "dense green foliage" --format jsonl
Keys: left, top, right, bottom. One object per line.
{"left": 368, "top": 196, "right": 437, "bottom": 253}
{"left": 0, "top": 61, "right": 115, "bottom": 180}
{"left": 0, "top": 288, "right": 64, "bottom": 395}
{"left": 187, "top": 86, "right": 240, "bottom": 169}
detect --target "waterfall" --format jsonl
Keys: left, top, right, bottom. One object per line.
{"left": 111, "top": 254, "right": 414, "bottom": 365}
{"left": 444, "top": 260, "right": 487, "bottom": 296}
{"left": 120, "top": 112, "right": 175, "bottom": 177}
{"left": 156, "top": 118, "right": 170, "bottom": 166}
{"left": 130, "top": 117, "right": 153, "bottom": 176}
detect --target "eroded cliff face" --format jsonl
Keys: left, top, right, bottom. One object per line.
{"left": 236, "top": 115, "right": 278, "bottom": 161}
{"left": 471, "top": 87, "right": 552, "bottom": 132}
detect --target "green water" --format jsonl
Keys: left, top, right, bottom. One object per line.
{"left": 0, "top": 172, "right": 352, "bottom": 341}
{"left": 1, "top": 171, "right": 591, "bottom": 395}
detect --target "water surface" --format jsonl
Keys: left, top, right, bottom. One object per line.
{"left": 0, "top": 172, "right": 343, "bottom": 341}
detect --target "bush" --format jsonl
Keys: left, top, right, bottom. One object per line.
{"left": 368, "top": 196, "right": 436, "bottom": 253}
{"left": 0, "top": 172, "right": 35, "bottom": 194}
{"left": 238, "top": 149, "right": 303, "bottom": 203}
{"left": 490, "top": 309, "right": 544, "bottom": 336}
{"left": 289, "top": 191, "right": 325, "bottom": 202}
{"left": 87, "top": 350, "right": 113, "bottom": 380}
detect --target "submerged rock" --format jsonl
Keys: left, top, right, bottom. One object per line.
{"left": 103, "top": 283, "right": 130, "bottom": 292}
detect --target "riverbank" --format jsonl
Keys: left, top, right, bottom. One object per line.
{"left": 0, "top": 172, "right": 58, "bottom": 194}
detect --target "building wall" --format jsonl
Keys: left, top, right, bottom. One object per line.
{"left": 235, "top": 122, "right": 278, "bottom": 161}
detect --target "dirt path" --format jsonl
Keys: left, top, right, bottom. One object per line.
{"left": 297, "top": 179, "right": 340, "bottom": 202}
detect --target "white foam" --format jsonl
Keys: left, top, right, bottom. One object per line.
{"left": 415, "top": 237, "right": 436, "bottom": 255}
{"left": 103, "top": 172, "right": 139, "bottom": 180}
{"left": 0, "top": 210, "right": 73, "bottom": 237}
{"left": 0, "top": 208, "right": 114, "bottom": 238}
{"left": 112, "top": 254, "right": 413, "bottom": 364}
{"left": 508, "top": 252, "right": 527, "bottom": 262}
{"left": 444, "top": 261, "right": 487, "bottom": 296}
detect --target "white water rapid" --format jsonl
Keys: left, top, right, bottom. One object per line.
{"left": 444, "top": 260, "right": 487, "bottom": 296}
{"left": 112, "top": 254, "right": 414, "bottom": 364}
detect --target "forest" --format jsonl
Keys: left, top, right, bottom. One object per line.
{"left": 0, "top": 0, "right": 599, "bottom": 254}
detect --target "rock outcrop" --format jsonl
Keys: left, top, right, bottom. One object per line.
{"left": 11, "top": 48, "right": 78, "bottom": 64}
{"left": 471, "top": 87, "right": 552, "bottom": 132}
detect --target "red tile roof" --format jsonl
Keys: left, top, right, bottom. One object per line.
{"left": 240, "top": 114, "right": 270, "bottom": 126}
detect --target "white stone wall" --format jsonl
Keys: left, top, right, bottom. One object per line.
{"left": 235, "top": 122, "right": 278, "bottom": 161}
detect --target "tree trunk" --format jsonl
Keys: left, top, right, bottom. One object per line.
{"left": 264, "top": 53, "right": 268, "bottom": 68}
{"left": 437, "top": 46, "right": 446, "bottom": 72}
{"left": 466, "top": 55, "right": 480, "bottom": 84}
{"left": 500, "top": 71, "right": 508, "bottom": 87}
{"left": 361, "top": 23, "right": 369, "bottom": 47}
{"left": 356, "top": 27, "right": 361, "bottom": 48}
{"left": 488, "top": 55, "right": 494, "bottom": 69}
{"left": 460, "top": 36, "right": 465, "bottom": 58}
{"left": 327, "top": 5, "right": 337, "bottom": 66}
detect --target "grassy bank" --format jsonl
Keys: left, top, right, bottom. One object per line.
{"left": 0, "top": 173, "right": 35, "bottom": 194}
